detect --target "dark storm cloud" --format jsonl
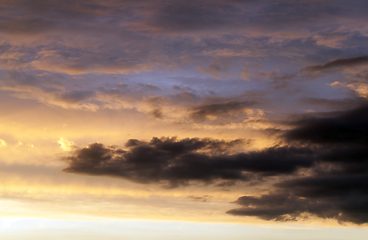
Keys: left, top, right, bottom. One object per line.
{"left": 63, "top": 137, "right": 314, "bottom": 187}
{"left": 190, "top": 101, "right": 257, "bottom": 121}
{"left": 284, "top": 104, "right": 368, "bottom": 144}
{"left": 228, "top": 103, "right": 368, "bottom": 224}
{"left": 227, "top": 187, "right": 368, "bottom": 224}
{"left": 229, "top": 170, "right": 368, "bottom": 224}
{"left": 227, "top": 193, "right": 314, "bottom": 221}
{"left": 304, "top": 56, "right": 368, "bottom": 72}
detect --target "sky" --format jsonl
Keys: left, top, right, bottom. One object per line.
{"left": 1, "top": 0, "right": 368, "bottom": 239}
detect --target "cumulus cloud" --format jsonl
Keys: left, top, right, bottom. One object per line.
{"left": 62, "top": 137, "right": 316, "bottom": 187}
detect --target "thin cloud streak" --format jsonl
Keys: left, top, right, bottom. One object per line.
{"left": 303, "top": 56, "right": 368, "bottom": 72}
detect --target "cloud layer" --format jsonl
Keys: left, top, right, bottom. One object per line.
{"left": 2, "top": 0, "right": 368, "bottom": 227}
{"left": 63, "top": 137, "right": 314, "bottom": 187}
{"left": 63, "top": 104, "right": 368, "bottom": 224}
{"left": 228, "top": 104, "right": 368, "bottom": 224}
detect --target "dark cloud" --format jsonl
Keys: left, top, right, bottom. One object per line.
{"left": 58, "top": 90, "right": 95, "bottom": 104}
{"left": 63, "top": 137, "right": 314, "bottom": 187}
{"left": 300, "top": 97, "right": 368, "bottom": 110}
{"left": 0, "top": 0, "right": 367, "bottom": 83}
{"left": 151, "top": 2, "right": 232, "bottom": 32}
{"left": 61, "top": 102, "right": 368, "bottom": 223}
{"left": 228, "top": 193, "right": 313, "bottom": 221}
{"left": 148, "top": 0, "right": 361, "bottom": 34}
{"left": 227, "top": 188, "right": 368, "bottom": 224}
{"left": 190, "top": 101, "right": 257, "bottom": 121}
{"left": 228, "top": 104, "right": 368, "bottom": 224}
{"left": 188, "top": 195, "right": 212, "bottom": 202}
{"left": 304, "top": 56, "right": 368, "bottom": 72}
{"left": 229, "top": 170, "right": 368, "bottom": 224}
{"left": 284, "top": 104, "right": 368, "bottom": 145}
{"left": 150, "top": 109, "right": 163, "bottom": 119}
{"left": 15, "top": 0, "right": 366, "bottom": 224}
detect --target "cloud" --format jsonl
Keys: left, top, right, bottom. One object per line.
{"left": 2, "top": 0, "right": 366, "bottom": 79}
{"left": 62, "top": 137, "right": 315, "bottom": 187}
{"left": 1, "top": 69, "right": 271, "bottom": 128}
{"left": 58, "top": 90, "right": 95, "bottom": 104}
{"left": 58, "top": 138, "right": 75, "bottom": 151}
{"left": 189, "top": 101, "right": 257, "bottom": 121}
{"left": 0, "top": 139, "right": 7, "bottom": 148}
{"left": 56, "top": 86, "right": 368, "bottom": 224}
{"left": 300, "top": 97, "right": 368, "bottom": 110}
{"left": 312, "top": 33, "right": 350, "bottom": 48}
{"left": 3, "top": 0, "right": 367, "bottom": 224}
{"left": 228, "top": 104, "right": 368, "bottom": 224}
{"left": 227, "top": 186, "right": 368, "bottom": 224}
{"left": 149, "top": 2, "right": 230, "bottom": 32}
{"left": 284, "top": 104, "right": 368, "bottom": 145}
{"left": 197, "top": 63, "right": 232, "bottom": 80}
{"left": 150, "top": 109, "right": 163, "bottom": 119}
{"left": 303, "top": 56, "right": 368, "bottom": 72}
{"left": 229, "top": 170, "right": 368, "bottom": 224}
{"left": 188, "top": 195, "right": 212, "bottom": 202}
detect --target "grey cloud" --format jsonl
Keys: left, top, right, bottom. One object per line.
{"left": 136, "top": 83, "right": 161, "bottom": 92}
{"left": 228, "top": 104, "right": 368, "bottom": 224}
{"left": 150, "top": 109, "right": 163, "bottom": 119}
{"left": 60, "top": 102, "right": 368, "bottom": 223}
{"left": 227, "top": 193, "right": 313, "bottom": 221}
{"left": 300, "top": 97, "right": 368, "bottom": 110}
{"left": 147, "top": 0, "right": 357, "bottom": 34}
{"left": 303, "top": 56, "right": 368, "bottom": 72}
{"left": 150, "top": 2, "right": 231, "bottom": 32}
{"left": 62, "top": 137, "right": 314, "bottom": 187}
{"left": 197, "top": 63, "right": 231, "bottom": 79}
{"left": 58, "top": 90, "right": 95, "bottom": 104}
{"left": 188, "top": 195, "right": 212, "bottom": 202}
{"left": 190, "top": 101, "right": 257, "bottom": 121}
{"left": 284, "top": 104, "right": 368, "bottom": 145}
{"left": 0, "top": 0, "right": 367, "bottom": 82}
{"left": 228, "top": 189, "right": 368, "bottom": 224}
{"left": 229, "top": 171, "right": 368, "bottom": 224}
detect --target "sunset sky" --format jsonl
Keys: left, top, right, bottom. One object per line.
{"left": 1, "top": 0, "right": 368, "bottom": 239}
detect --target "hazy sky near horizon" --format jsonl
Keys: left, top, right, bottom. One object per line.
{"left": 1, "top": 0, "right": 368, "bottom": 239}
